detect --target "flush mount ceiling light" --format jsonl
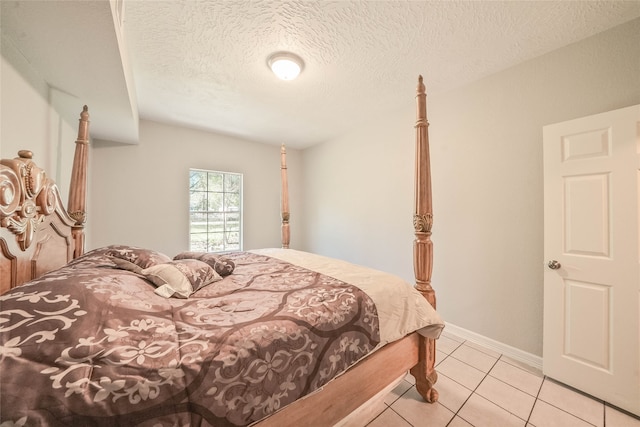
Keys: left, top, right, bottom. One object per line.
{"left": 267, "top": 52, "right": 304, "bottom": 81}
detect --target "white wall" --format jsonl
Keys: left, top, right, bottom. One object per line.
{"left": 1, "top": 37, "right": 50, "bottom": 167}
{"left": 301, "top": 111, "right": 416, "bottom": 278}
{"left": 301, "top": 18, "right": 640, "bottom": 356}
{"left": 89, "top": 120, "right": 303, "bottom": 257}
{"left": 1, "top": 36, "right": 80, "bottom": 205}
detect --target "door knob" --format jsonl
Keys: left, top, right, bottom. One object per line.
{"left": 547, "top": 260, "right": 561, "bottom": 270}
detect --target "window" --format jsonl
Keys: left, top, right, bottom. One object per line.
{"left": 189, "top": 169, "right": 242, "bottom": 252}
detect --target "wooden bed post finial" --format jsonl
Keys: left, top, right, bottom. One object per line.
{"left": 280, "top": 144, "right": 290, "bottom": 249}
{"left": 67, "top": 105, "right": 90, "bottom": 258}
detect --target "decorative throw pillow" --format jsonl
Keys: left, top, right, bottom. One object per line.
{"left": 105, "top": 245, "right": 172, "bottom": 269}
{"left": 112, "top": 258, "right": 222, "bottom": 298}
{"left": 173, "top": 251, "right": 235, "bottom": 277}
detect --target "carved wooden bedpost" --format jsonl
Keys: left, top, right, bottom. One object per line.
{"left": 67, "top": 105, "right": 90, "bottom": 258}
{"left": 410, "top": 76, "right": 439, "bottom": 402}
{"left": 413, "top": 77, "right": 435, "bottom": 308}
{"left": 280, "top": 144, "right": 290, "bottom": 249}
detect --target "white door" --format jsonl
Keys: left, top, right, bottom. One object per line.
{"left": 543, "top": 104, "right": 640, "bottom": 416}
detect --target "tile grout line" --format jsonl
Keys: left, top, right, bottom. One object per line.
{"left": 436, "top": 339, "right": 480, "bottom": 426}
{"left": 523, "top": 361, "right": 546, "bottom": 426}
{"left": 486, "top": 365, "right": 541, "bottom": 400}
{"left": 533, "top": 377, "right": 603, "bottom": 427}
{"left": 442, "top": 340, "right": 502, "bottom": 426}
{"left": 388, "top": 405, "right": 415, "bottom": 427}
{"left": 386, "top": 385, "right": 423, "bottom": 427}
{"left": 475, "top": 353, "right": 542, "bottom": 424}
{"left": 445, "top": 349, "right": 544, "bottom": 426}
{"left": 453, "top": 339, "right": 582, "bottom": 426}
{"left": 381, "top": 339, "right": 469, "bottom": 427}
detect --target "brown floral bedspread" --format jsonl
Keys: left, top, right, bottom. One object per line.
{"left": 0, "top": 248, "right": 380, "bottom": 426}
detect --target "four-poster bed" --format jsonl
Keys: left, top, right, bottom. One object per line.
{"left": 0, "top": 76, "right": 441, "bottom": 426}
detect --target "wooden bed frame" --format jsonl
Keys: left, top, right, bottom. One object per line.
{"left": 0, "top": 77, "right": 438, "bottom": 425}
{"left": 0, "top": 106, "right": 89, "bottom": 294}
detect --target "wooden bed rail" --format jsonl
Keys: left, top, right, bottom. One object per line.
{"left": 281, "top": 144, "right": 290, "bottom": 249}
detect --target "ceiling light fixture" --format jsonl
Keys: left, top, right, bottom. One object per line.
{"left": 267, "top": 52, "right": 304, "bottom": 81}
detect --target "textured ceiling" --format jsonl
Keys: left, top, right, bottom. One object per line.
{"left": 124, "top": 0, "right": 640, "bottom": 148}
{"left": 3, "top": 1, "right": 640, "bottom": 149}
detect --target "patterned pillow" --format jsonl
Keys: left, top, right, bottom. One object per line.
{"left": 105, "top": 245, "right": 172, "bottom": 269}
{"left": 173, "top": 251, "right": 235, "bottom": 277}
{"left": 112, "top": 258, "right": 222, "bottom": 298}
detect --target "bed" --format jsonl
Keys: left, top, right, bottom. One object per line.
{"left": 0, "top": 76, "right": 441, "bottom": 426}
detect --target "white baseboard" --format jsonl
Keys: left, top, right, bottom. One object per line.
{"left": 444, "top": 323, "right": 543, "bottom": 372}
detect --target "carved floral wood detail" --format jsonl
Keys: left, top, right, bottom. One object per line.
{"left": 0, "top": 151, "right": 61, "bottom": 251}
{"left": 0, "top": 106, "right": 88, "bottom": 295}
{"left": 413, "top": 213, "right": 433, "bottom": 233}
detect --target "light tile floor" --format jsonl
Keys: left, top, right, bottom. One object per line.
{"left": 366, "top": 331, "right": 640, "bottom": 427}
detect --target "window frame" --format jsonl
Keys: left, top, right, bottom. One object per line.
{"left": 188, "top": 168, "right": 243, "bottom": 253}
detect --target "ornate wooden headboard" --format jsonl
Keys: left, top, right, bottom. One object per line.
{"left": 0, "top": 106, "right": 90, "bottom": 294}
